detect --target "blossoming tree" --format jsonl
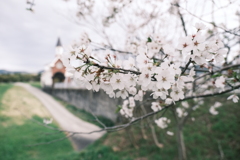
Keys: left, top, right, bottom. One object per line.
{"left": 58, "top": 0, "right": 240, "bottom": 159}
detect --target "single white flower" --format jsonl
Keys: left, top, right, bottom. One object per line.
{"left": 170, "top": 87, "right": 184, "bottom": 101}
{"left": 215, "top": 76, "right": 225, "bottom": 88}
{"left": 116, "top": 90, "right": 129, "bottom": 99}
{"left": 177, "top": 36, "right": 193, "bottom": 53}
{"left": 110, "top": 74, "right": 125, "bottom": 90}
{"left": 136, "top": 53, "right": 149, "bottom": 68}
{"left": 192, "top": 32, "right": 205, "bottom": 51}
{"left": 165, "top": 98, "right": 173, "bottom": 105}
{"left": 176, "top": 108, "right": 184, "bottom": 118}
{"left": 92, "top": 81, "right": 100, "bottom": 92}
{"left": 124, "top": 73, "right": 137, "bottom": 88}
{"left": 107, "top": 91, "right": 115, "bottom": 98}
{"left": 227, "top": 94, "right": 239, "bottom": 103}
{"left": 134, "top": 90, "right": 144, "bottom": 101}
{"left": 191, "top": 51, "right": 206, "bottom": 65}
{"left": 166, "top": 131, "right": 174, "bottom": 136}
{"left": 214, "top": 49, "right": 227, "bottom": 64}
{"left": 128, "top": 86, "right": 137, "bottom": 95}
{"left": 138, "top": 69, "right": 152, "bottom": 87}
{"left": 209, "top": 107, "right": 218, "bottom": 115}
{"left": 129, "top": 97, "right": 135, "bottom": 107}
{"left": 155, "top": 70, "right": 175, "bottom": 90}
{"left": 151, "top": 102, "right": 162, "bottom": 112}
{"left": 181, "top": 101, "right": 189, "bottom": 108}
{"left": 195, "top": 22, "right": 206, "bottom": 31}
{"left": 209, "top": 102, "right": 222, "bottom": 115}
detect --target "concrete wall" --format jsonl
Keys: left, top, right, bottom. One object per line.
{"left": 44, "top": 88, "right": 122, "bottom": 121}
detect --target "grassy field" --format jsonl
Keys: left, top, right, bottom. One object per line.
{"left": 29, "top": 81, "right": 41, "bottom": 89}
{"left": 0, "top": 83, "right": 76, "bottom": 160}
{"left": 6, "top": 82, "right": 239, "bottom": 160}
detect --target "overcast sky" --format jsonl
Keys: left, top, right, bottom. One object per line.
{"left": 0, "top": 0, "right": 83, "bottom": 73}
{"left": 1, "top": 1, "right": 239, "bottom": 73}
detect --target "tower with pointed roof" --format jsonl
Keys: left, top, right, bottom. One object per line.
{"left": 55, "top": 37, "right": 63, "bottom": 57}
{"left": 41, "top": 38, "right": 65, "bottom": 88}
{"left": 41, "top": 37, "right": 80, "bottom": 88}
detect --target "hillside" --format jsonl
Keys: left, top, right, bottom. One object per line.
{"left": 58, "top": 94, "right": 240, "bottom": 160}
{"left": 0, "top": 84, "right": 75, "bottom": 160}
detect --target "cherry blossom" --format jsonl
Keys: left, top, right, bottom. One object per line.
{"left": 155, "top": 69, "right": 175, "bottom": 90}
{"left": 227, "top": 94, "right": 239, "bottom": 103}
{"left": 151, "top": 102, "right": 162, "bottom": 112}
{"left": 60, "top": 23, "right": 240, "bottom": 133}
{"left": 110, "top": 74, "right": 125, "bottom": 90}
{"left": 209, "top": 102, "right": 222, "bottom": 115}
{"left": 155, "top": 117, "right": 171, "bottom": 129}
{"left": 195, "top": 23, "right": 206, "bottom": 31}
{"left": 215, "top": 76, "right": 225, "bottom": 88}
{"left": 167, "top": 131, "right": 174, "bottom": 136}
{"left": 138, "top": 69, "right": 152, "bottom": 88}
{"left": 192, "top": 32, "right": 205, "bottom": 51}
{"left": 170, "top": 87, "right": 184, "bottom": 101}
{"left": 177, "top": 36, "right": 193, "bottom": 53}
{"left": 116, "top": 90, "right": 129, "bottom": 99}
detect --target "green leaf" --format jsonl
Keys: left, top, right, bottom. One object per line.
{"left": 115, "top": 105, "right": 122, "bottom": 113}
{"left": 211, "top": 73, "right": 222, "bottom": 78}
{"left": 147, "top": 37, "right": 152, "bottom": 43}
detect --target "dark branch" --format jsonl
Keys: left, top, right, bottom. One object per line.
{"left": 175, "top": 2, "right": 188, "bottom": 36}
{"left": 181, "top": 58, "right": 192, "bottom": 75}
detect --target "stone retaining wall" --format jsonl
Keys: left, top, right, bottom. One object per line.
{"left": 43, "top": 88, "right": 122, "bottom": 122}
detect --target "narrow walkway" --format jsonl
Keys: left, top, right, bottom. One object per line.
{"left": 16, "top": 83, "right": 105, "bottom": 151}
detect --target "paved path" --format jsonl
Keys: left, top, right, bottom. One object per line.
{"left": 16, "top": 83, "right": 105, "bottom": 151}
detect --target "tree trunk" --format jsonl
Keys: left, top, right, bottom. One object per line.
{"left": 176, "top": 125, "right": 187, "bottom": 160}
{"left": 150, "top": 125, "right": 163, "bottom": 148}
{"left": 140, "top": 104, "right": 163, "bottom": 148}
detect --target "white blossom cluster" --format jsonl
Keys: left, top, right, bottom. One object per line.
{"left": 61, "top": 23, "right": 239, "bottom": 122}
{"left": 120, "top": 97, "right": 135, "bottom": 118}
{"left": 155, "top": 117, "right": 171, "bottom": 129}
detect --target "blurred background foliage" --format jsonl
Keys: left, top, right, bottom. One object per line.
{"left": 0, "top": 73, "right": 40, "bottom": 83}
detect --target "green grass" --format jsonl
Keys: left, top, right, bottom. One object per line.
{"left": 2, "top": 82, "right": 239, "bottom": 160}
{"left": 66, "top": 94, "right": 240, "bottom": 160}
{"left": 0, "top": 83, "right": 76, "bottom": 160}
{"left": 29, "top": 81, "right": 41, "bottom": 89}
{"left": 56, "top": 98, "right": 114, "bottom": 128}
{"left": 0, "top": 117, "right": 76, "bottom": 160}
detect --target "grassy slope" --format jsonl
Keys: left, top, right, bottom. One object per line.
{"left": 29, "top": 81, "right": 41, "bottom": 89}
{"left": 0, "top": 84, "right": 76, "bottom": 160}
{"left": 27, "top": 82, "right": 240, "bottom": 159}
{"left": 69, "top": 94, "right": 240, "bottom": 160}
